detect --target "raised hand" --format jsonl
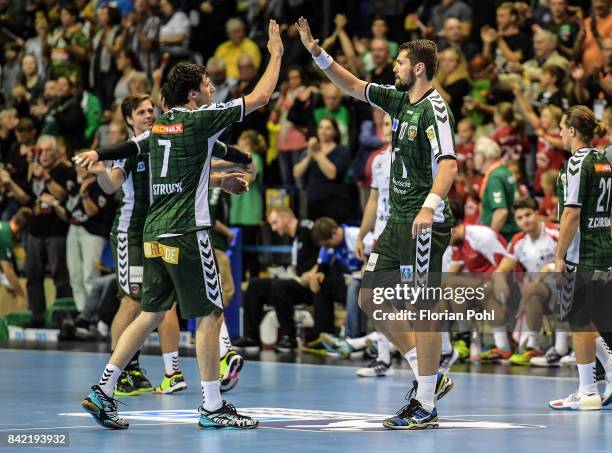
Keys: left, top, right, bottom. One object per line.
{"left": 266, "top": 19, "right": 284, "bottom": 57}
{"left": 73, "top": 150, "right": 100, "bottom": 170}
{"left": 295, "top": 16, "right": 321, "bottom": 56}
{"left": 221, "top": 173, "right": 249, "bottom": 195}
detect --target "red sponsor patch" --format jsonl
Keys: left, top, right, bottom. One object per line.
{"left": 152, "top": 123, "right": 184, "bottom": 134}
{"left": 594, "top": 163, "right": 612, "bottom": 173}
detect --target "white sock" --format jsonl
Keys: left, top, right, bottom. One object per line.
{"left": 577, "top": 362, "right": 596, "bottom": 395}
{"left": 219, "top": 320, "right": 232, "bottom": 358}
{"left": 346, "top": 336, "right": 367, "bottom": 350}
{"left": 162, "top": 351, "right": 180, "bottom": 376}
{"left": 98, "top": 364, "right": 122, "bottom": 397}
{"left": 526, "top": 331, "right": 540, "bottom": 350}
{"left": 492, "top": 326, "right": 510, "bottom": 351}
{"left": 596, "top": 336, "right": 612, "bottom": 371}
{"left": 415, "top": 374, "right": 436, "bottom": 412}
{"left": 404, "top": 348, "right": 419, "bottom": 378}
{"left": 554, "top": 331, "right": 569, "bottom": 355}
{"left": 441, "top": 332, "right": 452, "bottom": 355}
{"left": 201, "top": 380, "right": 222, "bottom": 412}
{"left": 377, "top": 335, "right": 391, "bottom": 364}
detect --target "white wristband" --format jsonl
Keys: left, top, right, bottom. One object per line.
{"left": 313, "top": 49, "right": 334, "bottom": 70}
{"left": 422, "top": 193, "right": 442, "bottom": 211}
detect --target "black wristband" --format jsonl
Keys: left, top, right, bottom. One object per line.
{"left": 224, "top": 144, "right": 253, "bottom": 165}
{"left": 97, "top": 141, "right": 139, "bottom": 161}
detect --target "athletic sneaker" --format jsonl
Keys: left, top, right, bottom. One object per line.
{"left": 126, "top": 368, "right": 153, "bottom": 393}
{"left": 453, "top": 339, "right": 470, "bottom": 361}
{"left": 602, "top": 376, "right": 612, "bottom": 406}
{"left": 219, "top": 350, "right": 244, "bottom": 393}
{"left": 232, "top": 337, "right": 261, "bottom": 354}
{"left": 319, "top": 333, "right": 358, "bottom": 359}
{"left": 300, "top": 337, "right": 340, "bottom": 357}
{"left": 275, "top": 335, "right": 298, "bottom": 353}
{"left": 480, "top": 347, "right": 513, "bottom": 363}
{"left": 383, "top": 398, "right": 438, "bottom": 430}
{"left": 530, "top": 347, "right": 563, "bottom": 367}
{"left": 560, "top": 351, "right": 576, "bottom": 366}
{"left": 356, "top": 360, "right": 394, "bottom": 377}
{"left": 364, "top": 338, "right": 378, "bottom": 359}
{"left": 439, "top": 348, "right": 459, "bottom": 373}
{"left": 198, "top": 401, "right": 259, "bottom": 429}
{"left": 153, "top": 372, "right": 187, "bottom": 394}
{"left": 409, "top": 372, "right": 454, "bottom": 402}
{"left": 114, "top": 371, "right": 139, "bottom": 397}
{"left": 549, "top": 392, "right": 602, "bottom": 411}
{"left": 509, "top": 348, "right": 543, "bottom": 366}
{"left": 82, "top": 385, "right": 129, "bottom": 429}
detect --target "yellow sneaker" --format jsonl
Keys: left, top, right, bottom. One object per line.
{"left": 153, "top": 372, "right": 187, "bottom": 394}
{"left": 219, "top": 350, "right": 244, "bottom": 393}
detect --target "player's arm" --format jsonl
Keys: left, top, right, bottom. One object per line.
{"left": 73, "top": 141, "right": 140, "bottom": 169}
{"left": 210, "top": 172, "right": 249, "bottom": 195}
{"left": 356, "top": 187, "right": 378, "bottom": 261}
{"left": 213, "top": 142, "right": 253, "bottom": 165}
{"left": 491, "top": 208, "right": 509, "bottom": 233}
{"left": 1, "top": 260, "right": 25, "bottom": 299}
{"left": 244, "top": 20, "right": 284, "bottom": 115}
{"left": 492, "top": 256, "right": 518, "bottom": 303}
{"left": 87, "top": 162, "right": 125, "bottom": 194}
{"left": 295, "top": 17, "right": 367, "bottom": 102}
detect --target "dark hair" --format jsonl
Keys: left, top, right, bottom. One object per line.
{"left": 398, "top": 39, "right": 438, "bottom": 80}
{"left": 118, "top": 48, "right": 140, "bottom": 71}
{"left": 16, "top": 117, "right": 35, "bottom": 132}
{"left": 56, "top": 75, "right": 73, "bottom": 88}
{"left": 542, "top": 64, "right": 564, "bottom": 87}
{"left": 100, "top": 3, "right": 122, "bottom": 27}
{"left": 13, "top": 207, "right": 33, "bottom": 231}
{"left": 449, "top": 199, "right": 464, "bottom": 223}
{"left": 61, "top": 3, "right": 79, "bottom": 19}
{"left": 318, "top": 117, "right": 341, "bottom": 142}
{"left": 564, "top": 105, "right": 608, "bottom": 142}
{"left": 121, "top": 94, "right": 152, "bottom": 127}
{"left": 165, "top": 62, "right": 208, "bottom": 108}
{"left": 312, "top": 217, "right": 339, "bottom": 244}
{"left": 514, "top": 197, "right": 538, "bottom": 211}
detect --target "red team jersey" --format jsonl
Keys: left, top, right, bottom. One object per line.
{"left": 451, "top": 224, "right": 509, "bottom": 273}
{"left": 535, "top": 131, "right": 566, "bottom": 193}
{"left": 507, "top": 223, "right": 559, "bottom": 273}
{"left": 492, "top": 126, "right": 526, "bottom": 162}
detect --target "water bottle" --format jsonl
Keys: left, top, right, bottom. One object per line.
{"left": 470, "top": 331, "right": 481, "bottom": 364}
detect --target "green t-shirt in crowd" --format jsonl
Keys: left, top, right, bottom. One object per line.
{"left": 480, "top": 165, "right": 520, "bottom": 241}
{"left": 229, "top": 153, "right": 264, "bottom": 226}
{"left": 0, "top": 221, "right": 14, "bottom": 261}
{"left": 314, "top": 105, "right": 351, "bottom": 146}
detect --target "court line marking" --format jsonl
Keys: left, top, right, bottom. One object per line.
{"left": 0, "top": 348, "right": 581, "bottom": 382}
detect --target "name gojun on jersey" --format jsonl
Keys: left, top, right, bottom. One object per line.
{"left": 143, "top": 99, "right": 244, "bottom": 241}
{"left": 557, "top": 148, "right": 612, "bottom": 270}
{"left": 365, "top": 84, "right": 456, "bottom": 225}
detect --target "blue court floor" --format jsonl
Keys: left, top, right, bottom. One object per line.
{"left": 0, "top": 348, "right": 610, "bottom": 453}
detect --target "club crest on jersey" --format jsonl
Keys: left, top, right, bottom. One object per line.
{"left": 392, "top": 118, "right": 399, "bottom": 132}
{"left": 152, "top": 123, "right": 184, "bottom": 134}
{"left": 137, "top": 161, "right": 146, "bottom": 172}
{"left": 408, "top": 125, "right": 418, "bottom": 141}
{"left": 594, "top": 163, "right": 612, "bottom": 173}
{"left": 400, "top": 265, "right": 413, "bottom": 282}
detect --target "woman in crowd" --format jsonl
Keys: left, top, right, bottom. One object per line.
{"left": 435, "top": 47, "right": 471, "bottom": 123}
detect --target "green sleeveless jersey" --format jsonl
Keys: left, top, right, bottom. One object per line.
{"left": 365, "top": 84, "right": 456, "bottom": 225}
{"left": 143, "top": 99, "right": 244, "bottom": 241}
{"left": 557, "top": 147, "right": 612, "bottom": 270}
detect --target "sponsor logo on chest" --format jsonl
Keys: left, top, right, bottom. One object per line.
{"left": 152, "top": 123, "right": 184, "bottom": 134}
{"left": 594, "top": 163, "right": 612, "bottom": 173}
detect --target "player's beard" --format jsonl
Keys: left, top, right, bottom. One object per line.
{"left": 395, "top": 71, "right": 415, "bottom": 92}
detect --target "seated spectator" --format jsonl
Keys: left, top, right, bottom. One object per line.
{"left": 539, "top": 169, "right": 559, "bottom": 222}
{"left": 540, "top": 0, "right": 581, "bottom": 59}
{"left": 0, "top": 108, "right": 19, "bottom": 163}
{"left": 0, "top": 207, "right": 33, "bottom": 302}
{"left": 230, "top": 130, "right": 265, "bottom": 279}
{"left": 228, "top": 54, "right": 266, "bottom": 140}
{"left": 113, "top": 49, "right": 139, "bottom": 105}
{"left": 206, "top": 57, "right": 236, "bottom": 104}
{"left": 577, "top": 0, "right": 612, "bottom": 76}
{"left": 233, "top": 206, "right": 319, "bottom": 352}
{"left": 519, "top": 29, "right": 569, "bottom": 86}
{"left": 482, "top": 2, "right": 532, "bottom": 71}
{"left": 435, "top": 47, "right": 471, "bottom": 122}
{"left": 455, "top": 117, "right": 476, "bottom": 165}
{"left": 1, "top": 43, "right": 22, "bottom": 106}
{"left": 572, "top": 37, "right": 612, "bottom": 116}
{"left": 355, "top": 16, "right": 398, "bottom": 77}
{"left": 12, "top": 54, "right": 45, "bottom": 117}
{"left": 272, "top": 66, "right": 307, "bottom": 185}
{"left": 123, "top": 0, "right": 161, "bottom": 79}
{"left": 92, "top": 105, "right": 126, "bottom": 149}
{"left": 426, "top": 0, "right": 473, "bottom": 39}
{"left": 491, "top": 102, "right": 526, "bottom": 162}
{"left": 48, "top": 3, "right": 90, "bottom": 78}
{"left": 214, "top": 18, "right": 262, "bottom": 81}
{"left": 524, "top": 64, "right": 569, "bottom": 111}
{"left": 366, "top": 39, "right": 395, "bottom": 85}
{"left": 127, "top": 72, "right": 150, "bottom": 97}
{"left": 43, "top": 152, "right": 114, "bottom": 312}
{"left": 438, "top": 17, "right": 479, "bottom": 62}
{"left": 2, "top": 135, "right": 75, "bottom": 328}
{"left": 293, "top": 118, "right": 352, "bottom": 223}
{"left": 1, "top": 118, "right": 33, "bottom": 219}
{"left": 159, "top": 0, "right": 191, "bottom": 64}
{"left": 25, "top": 12, "right": 50, "bottom": 79}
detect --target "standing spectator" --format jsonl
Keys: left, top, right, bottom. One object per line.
{"left": 1, "top": 43, "right": 22, "bottom": 106}
{"left": 230, "top": 130, "right": 265, "bottom": 279}
{"left": 159, "top": 0, "right": 191, "bottom": 66}
{"left": 482, "top": 2, "right": 532, "bottom": 70}
{"left": 491, "top": 102, "right": 526, "bottom": 162}
{"left": 527, "top": 64, "right": 569, "bottom": 110}
{"left": 2, "top": 119, "right": 33, "bottom": 219}
{"left": 577, "top": 0, "right": 612, "bottom": 76}
{"left": 520, "top": 29, "right": 569, "bottom": 85}
{"left": 542, "top": 0, "right": 581, "bottom": 59}
{"left": 572, "top": 37, "right": 612, "bottom": 117}
{"left": 43, "top": 154, "right": 113, "bottom": 311}
{"left": 426, "top": 0, "right": 472, "bottom": 39}
{"left": 189, "top": 0, "right": 237, "bottom": 63}
{"left": 124, "top": 0, "right": 160, "bottom": 79}
{"left": 48, "top": 3, "right": 90, "bottom": 78}
{"left": 213, "top": 18, "right": 262, "bottom": 80}
{"left": 12, "top": 54, "right": 45, "bottom": 117}
{"left": 228, "top": 55, "right": 267, "bottom": 139}
{"left": 356, "top": 16, "right": 399, "bottom": 76}
{"left": 0, "top": 109, "right": 19, "bottom": 164}
{"left": 113, "top": 49, "right": 139, "bottom": 105}
{"left": 206, "top": 57, "right": 236, "bottom": 104}
{"left": 539, "top": 169, "right": 559, "bottom": 222}
{"left": 438, "top": 17, "right": 479, "bottom": 62}
{"left": 89, "top": 3, "right": 122, "bottom": 110}
{"left": 273, "top": 67, "right": 307, "bottom": 185}
{"left": 0, "top": 208, "right": 33, "bottom": 301}
{"left": 25, "top": 12, "right": 50, "bottom": 79}
{"left": 2, "top": 135, "right": 75, "bottom": 328}
{"left": 293, "top": 118, "right": 352, "bottom": 223}
{"left": 366, "top": 39, "right": 394, "bottom": 85}
{"left": 75, "top": 75, "right": 103, "bottom": 147}
{"left": 314, "top": 84, "right": 351, "bottom": 146}
{"left": 435, "top": 47, "right": 471, "bottom": 123}
{"left": 474, "top": 137, "right": 520, "bottom": 241}
{"left": 127, "top": 72, "right": 150, "bottom": 97}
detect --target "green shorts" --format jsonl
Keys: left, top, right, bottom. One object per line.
{"left": 365, "top": 221, "right": 451, "bottom": 286}
{"left": 111, "top": 232, "right": 144, "bottom": 300}
{"left": 142, "top": 230, "right": 223, "bottom": 319}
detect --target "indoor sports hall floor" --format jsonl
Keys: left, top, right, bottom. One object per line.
{"left": 0, "top": 347, "right": 610, "bottom": 452}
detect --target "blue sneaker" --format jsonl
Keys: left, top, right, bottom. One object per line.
{"left": 383, "top": 398, "right": 438, "bottom": 430}
{"left": 410, "top": 372, "right": 454, "bottom": 402}
{"left": 198, "top": 401, "right": 259, "bottom": 429}
{"left": 81, "top": 385, "right": 128, "bottom": 429}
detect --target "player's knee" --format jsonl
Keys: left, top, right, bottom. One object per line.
{"left": 196, "top": 308, "right": 223, "bottom": 331}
